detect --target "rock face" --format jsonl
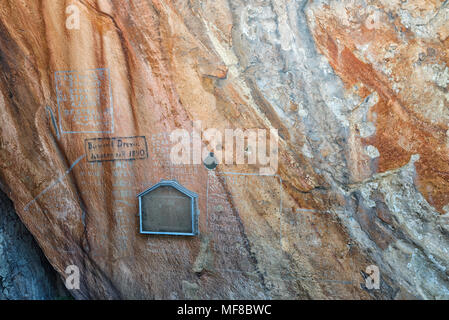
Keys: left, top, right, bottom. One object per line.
{"left": 0, "top": 189, "right": 68, "bottom": 299}
{"left": 0, "top": 0, "right": 448, "bottom": 299}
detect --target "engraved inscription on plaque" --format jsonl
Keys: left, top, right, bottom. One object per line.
{"left": 85, "top": 136, "right": 148, "bottom": 162}
{"left": 137, "top": 180, "right": 198, "bottom": 236}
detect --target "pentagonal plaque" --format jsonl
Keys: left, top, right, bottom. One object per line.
{"left": 137, "top": 180, "right": 198, "bottom": 236}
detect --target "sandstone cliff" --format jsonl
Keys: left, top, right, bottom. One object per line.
{"left": 0, "top": 0, "right": 448, "bottom": 299}
{"left": 0, "top": 189, "right": 68, "bottom": 299}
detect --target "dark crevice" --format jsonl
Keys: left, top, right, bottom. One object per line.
{"left": 0, "top": 188, "right": 71, "bottom": 300}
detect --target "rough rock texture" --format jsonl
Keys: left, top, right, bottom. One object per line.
{"left": 0, "top": 189, "right": 68, "bottom": 299}
{"left": 0, "top": 0, "right": 448, "bottom": 299}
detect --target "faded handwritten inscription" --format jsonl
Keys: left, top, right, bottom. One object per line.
{"left": 55, "top": 68, "right": 114, "bottom": 133}
{"left": 207, "top": 172, "right": 282, "bottom": 275}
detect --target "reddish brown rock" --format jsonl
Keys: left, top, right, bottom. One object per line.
{"left": 0, "top": 0, "right": 448, "bottom": 299}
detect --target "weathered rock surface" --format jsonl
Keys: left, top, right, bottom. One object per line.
{"left": 0, "top": 189, "right": 68, "bottom": 299}
{"left": 0, "top": 0, "right": 448, "bottom": 299}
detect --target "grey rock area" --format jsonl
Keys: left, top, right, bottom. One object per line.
{"left": 0, "top": 190, "right": 69, "bottom": 300}
{"left": 223, "top": 0, "right": 449, "bottom": 299}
